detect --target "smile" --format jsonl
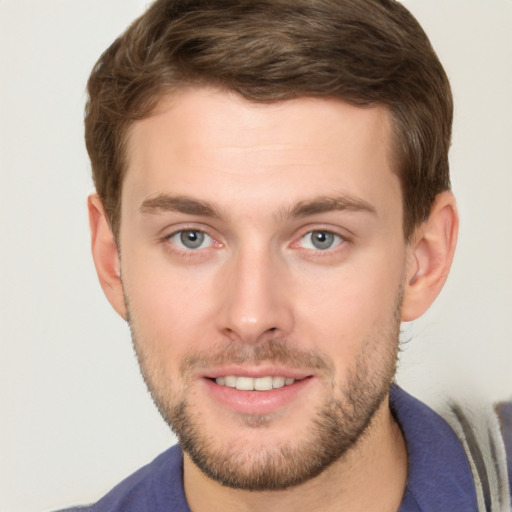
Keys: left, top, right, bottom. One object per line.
{"left": 215, "top": 376, "right": 296, "bottom": 391}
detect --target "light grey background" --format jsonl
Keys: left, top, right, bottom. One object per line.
{"left": 1, "top": 1, "right": 511, "bottom": 511}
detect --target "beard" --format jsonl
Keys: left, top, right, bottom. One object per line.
{"left": 126, "top": 289, "right": 402, "bottom": 492}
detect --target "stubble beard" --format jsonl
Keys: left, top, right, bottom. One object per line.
{"left": 126, "top": 292, "right": 402, "bottom": 491}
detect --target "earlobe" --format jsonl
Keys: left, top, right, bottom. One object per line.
{"left": 401, "top": 191, "right": 459, "bottom": 322}
{"left": 88, "top": 194, "right": 127, "bottom": 320}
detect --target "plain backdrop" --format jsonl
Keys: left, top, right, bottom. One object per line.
{"left": 1, "top": 1, "right": 511, "bottom": 511}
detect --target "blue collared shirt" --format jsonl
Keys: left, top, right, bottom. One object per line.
{"left": 391, "top": 386, "right": 477, "bottom": 511}
{"left": 58, "top": 386, "right": 479, "bottom": 511}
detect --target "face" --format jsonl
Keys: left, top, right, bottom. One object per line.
{"left": 119, "top": 88, "right": 408, "bottom": 490}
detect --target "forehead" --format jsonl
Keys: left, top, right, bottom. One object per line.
{"left": 123, "top": 87, "right": 400, "bottom": 217}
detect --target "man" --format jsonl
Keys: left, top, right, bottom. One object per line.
{"left": 62, "top": 0, "right": 510, "bottom": 510}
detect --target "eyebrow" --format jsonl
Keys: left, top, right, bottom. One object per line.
{"left": 287, "top": 194, "right": 377, "bottom": 218}
{"left": 140, "top": 195, "right": 222, "bottom": 218}
{"left": 139, "top": 193, "right": 377, "bottom": 220}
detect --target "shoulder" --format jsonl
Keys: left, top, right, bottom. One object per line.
{"left": 390, "top": 386, "right": 479, "bottom": 511}
{"left": 391, "top": 386, "right": 512, "bottom": 511}
{"left": 55, "top": 444, "right": 189, "bottom": 512}
{"left": 434, "top": 393, "right": 511, "bottom": 511}
{"left": 496, "top": 401, "right": 512, "bottom": 493}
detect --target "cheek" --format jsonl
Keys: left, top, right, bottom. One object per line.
{"left": 293, "top": 253, "right": 404, "bottom": 353}
{"left": 121, "top": 253, "right": 211, "bottom": 358}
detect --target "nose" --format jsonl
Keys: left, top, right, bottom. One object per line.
{"left": 216, "top": 245, "right": 294, "bottom": 344}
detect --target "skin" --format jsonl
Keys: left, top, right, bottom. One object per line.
{"left": 89, "top": 87, "right": 458, "bottom": 512}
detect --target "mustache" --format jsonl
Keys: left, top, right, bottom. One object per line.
{"left": 180, "top": 338, "right": 332, "bottom": 376}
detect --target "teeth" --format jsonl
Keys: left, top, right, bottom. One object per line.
{"left": 235, "top": 376, "right": 254, "bottom": 391}
{"left": 272, "top": 376, "right": 285, "bottom": 389}
{"left": 254, "top": 376, "right": 273, "bottom": 391}
{"left": 224, "top": 376, "right": 236, "bottom": 388}
{"left": 215, "top": 375, "right": 296, "bottom": 390}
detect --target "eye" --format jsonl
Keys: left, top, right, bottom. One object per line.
{"left": 299, "top": 230, "right": 343, "bottom": 251}
{"left": 168, "top": 229, "right": 214, "bottom": 250}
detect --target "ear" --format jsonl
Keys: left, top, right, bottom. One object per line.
{"left": 401, "top": 191, "right": 459, "bottom": 322}
{"left": 88, "top": 194, "right": 127, "bottom": 320}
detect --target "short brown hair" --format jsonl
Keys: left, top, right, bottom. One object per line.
{"left": 85, "top": 0, "right": 452, "bottom": 241}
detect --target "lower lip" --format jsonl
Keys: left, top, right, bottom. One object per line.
{"left": 203, "top": 377, "right": 313, "bottom": 415}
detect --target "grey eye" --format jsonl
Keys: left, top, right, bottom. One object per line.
{"left": 311, "top": 231, "right": 334, "bottom": 250}
{"left": 180, "top": 230, "right": 205, "bottom": 249}
{"left": 172, "top": 230, "right": 211, "bottom": 250}
{"left": 300, "top": 230, "right": 342, "bottom": 250}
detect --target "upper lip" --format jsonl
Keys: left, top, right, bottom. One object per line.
{"left": 200, "top": 365, "right": 313, "bottom": 380}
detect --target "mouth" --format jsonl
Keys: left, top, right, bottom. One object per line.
{"left": 201, "top": 368, "right": 315, "bottom": 416}
{"left": 213, "top": 375, "right": 297, "bottom": 391}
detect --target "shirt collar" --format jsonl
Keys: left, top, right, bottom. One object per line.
{"left": 391, "top": 385, "right": 478, "bottom": 511}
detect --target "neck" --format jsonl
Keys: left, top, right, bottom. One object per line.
{"left": 183, "top": 397, "right": 408, "bottom": 512}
